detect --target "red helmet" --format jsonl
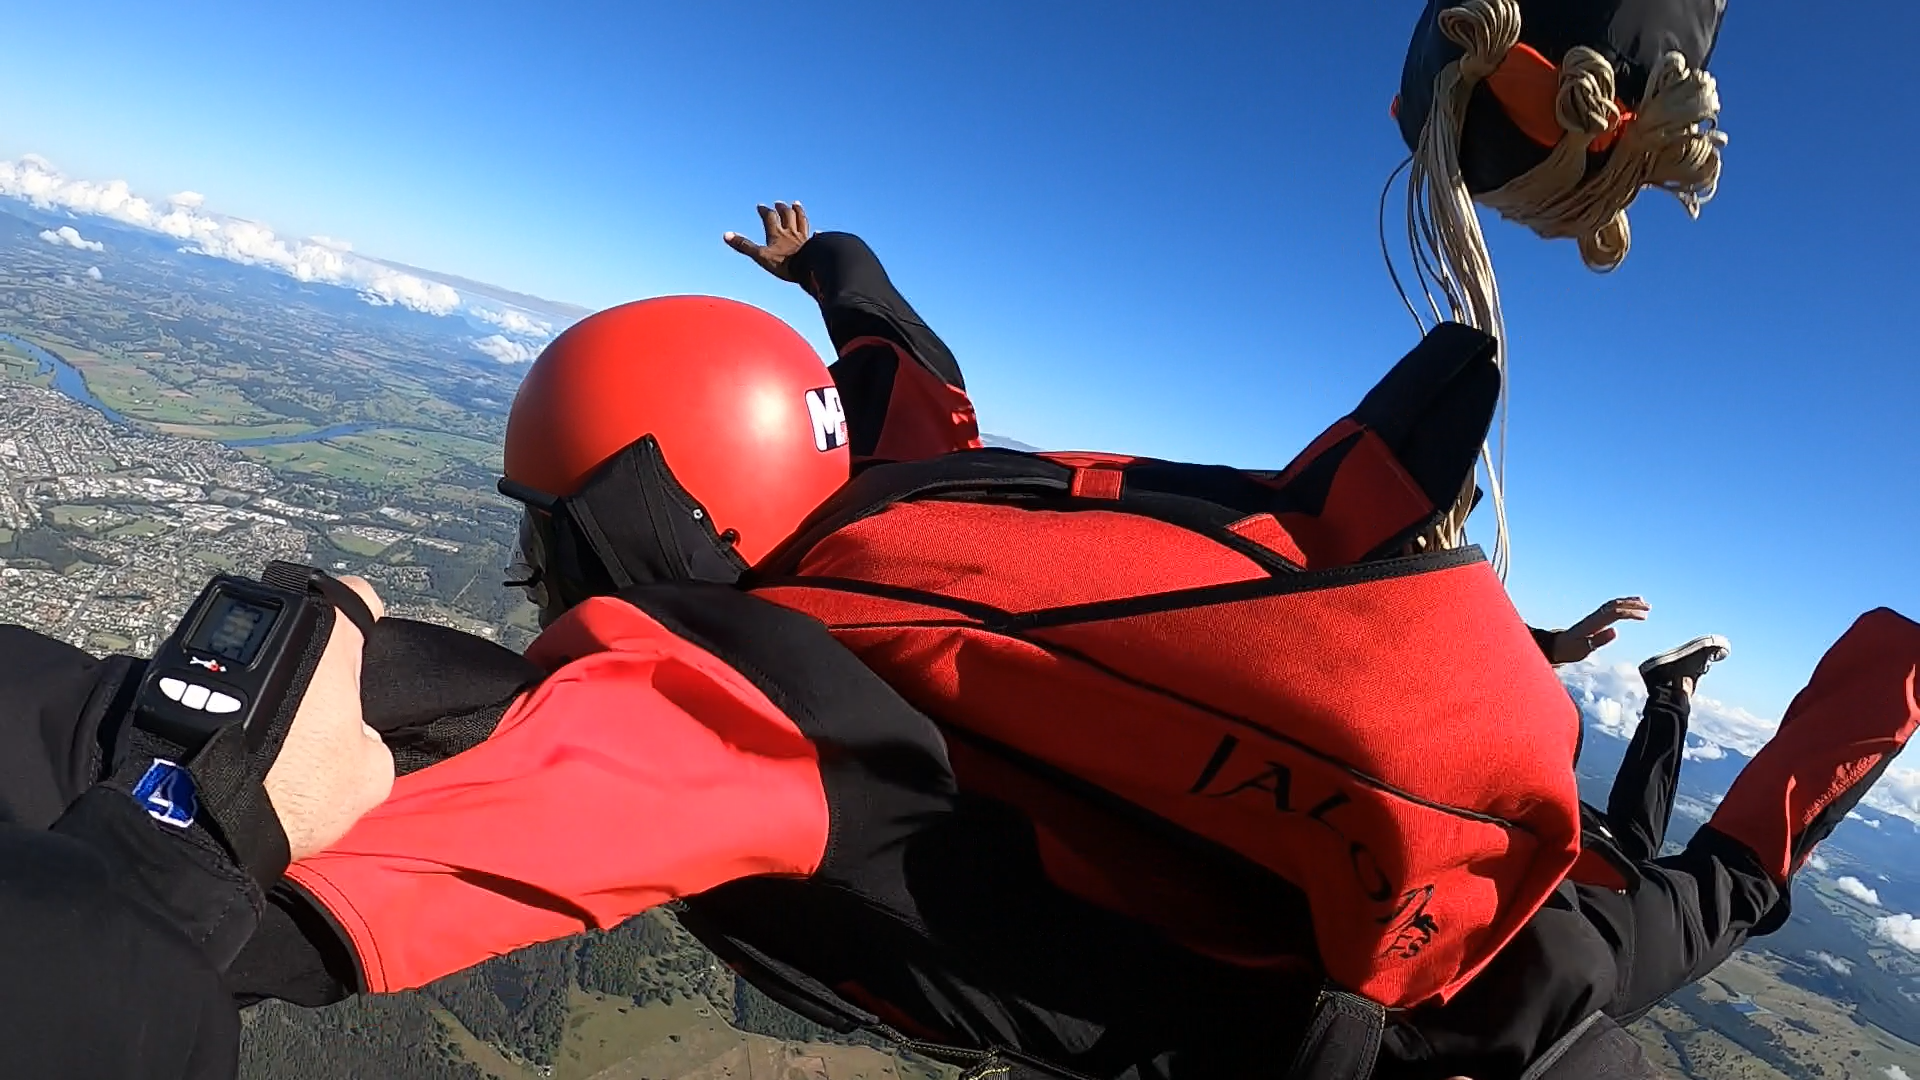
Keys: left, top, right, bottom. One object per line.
{"left": 504, "top": 295, "right": 849, "bottom": 567}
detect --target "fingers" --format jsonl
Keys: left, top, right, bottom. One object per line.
{"left": 1589, "top": 627, "right": 1618, "bottom": 648}
{"left": 325, "top": 585, "right": 388, "bottom": 758}
{"left": 1610, "top": 596, "right": 1651, "bottom": 619}
{"left": 791, "top": 201, "right": 809, "bottom": 236}
{"left": 756, "top": 203, "right": 781, "bottom": 239}
{"left": 1583, "top": 597, "right": 1649, "bottom": 630}
{"left": 723, "top": 231, "right": 763, "bottom": 258}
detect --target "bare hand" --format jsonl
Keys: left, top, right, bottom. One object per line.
{"left": 265, "top": 575, "right": 395, "bottom": 862}
{"left": 1552, "top": 596, "right": 1652, "bottom": 664}
{"left": 724, "top": 201, "right": 812, "bottom": 283}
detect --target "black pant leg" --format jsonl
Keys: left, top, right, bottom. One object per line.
{"left": 1578, "top": 828, "right": 1780, "bottom": 1024}
{"left": 1603, "top": 682, "right": 1690, "bottom": 863}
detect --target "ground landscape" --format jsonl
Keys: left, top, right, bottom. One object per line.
{"left": 4, "top": 195, "right": 1918, "bottom": 1079}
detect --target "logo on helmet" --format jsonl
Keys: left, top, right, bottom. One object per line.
{"left": 805, "top": 386, "right": 848, "bottom": 453}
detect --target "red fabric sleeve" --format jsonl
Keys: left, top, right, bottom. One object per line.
{"left": 845, "top": 336, "right": 983, "bottom": 466}
{"left": 1705, "top": 606, "right": 1920, "bottom": 884}
{"left": 283, "top": 598, "right": 830, "bottom": 993}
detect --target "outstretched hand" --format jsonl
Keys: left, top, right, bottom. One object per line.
{"left": 1552, "top": 596, "right": 1651, "bottom": 665}
{"left": 724, "top": 202, "right": 812, "bottom": 283}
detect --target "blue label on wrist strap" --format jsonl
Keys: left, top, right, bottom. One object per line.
{"left": 131, "top": 759, "right": 198, "bottom": 829}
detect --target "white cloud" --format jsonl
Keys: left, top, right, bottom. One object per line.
{"left": 1887, "top": 1067, "right": 1913, "bottom": 1080}
{"left": 471, "top": 334, "right": 539, "bottom": 364}
{"left": 1807, "top": 950, "right": 1853, "bottom": 976}
{"left": 85, "top": 266, "right": 102, "bottom": 281}
{"left": 1560, "top": 659, "right": 1920, "bottom": 825}
{"left": 0, "top": 154, "right": 559, "bottom": 328}
{"left": 1682, "top": 740, "right": 1725, "bottom": 762}
{"left": 1874, "top": 913, "right": 1920, "bottom": 951}
{"left": 470, "top": 305, "right": 554, "bottom": 339}
{"left": 39, "top": 224, "right": 103, "bottom": 251}
{"left": 1808, "top": 852, "right": 1830, "bottom": 872}
{"left": 1837, "top": 876, "right": 1882, "bottom": 906}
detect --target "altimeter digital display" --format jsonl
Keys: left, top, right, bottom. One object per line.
{"left": 188, "top": 592, "right": 281, "bottom": 666}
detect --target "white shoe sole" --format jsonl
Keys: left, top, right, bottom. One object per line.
{"left": 1639, "top": 634, "right": 1732, "bottom": 676}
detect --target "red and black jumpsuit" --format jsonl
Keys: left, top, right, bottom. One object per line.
{"left": 3, "top": 231, "right": 1915, "bottom": 1080}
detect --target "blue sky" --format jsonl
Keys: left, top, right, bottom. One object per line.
{"left": 3, "top": 1, "right": 1916, "bottom": 718}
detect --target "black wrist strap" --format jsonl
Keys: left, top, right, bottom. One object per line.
{"left": 263, "top": 561, "right": 376, "bottom": 638}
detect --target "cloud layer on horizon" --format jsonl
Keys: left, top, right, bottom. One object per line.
{"left": 2, "top": 155, "right": 563, "bottom": 363}
{"left": 1561, "top": 659, "right": 1920, "bottom": 825}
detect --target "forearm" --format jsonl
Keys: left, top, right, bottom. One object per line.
{"left": 783, "top": 233, "right": 980, "bottom": 463}
{"left": 787, "top": 231, "right": 965, "bottom": 389}
{"left": 282, "top": 650, "right": 833, "bottom": 994}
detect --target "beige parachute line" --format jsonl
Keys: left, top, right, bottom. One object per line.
{"left": 1390, "top": 0, "right": 1727, "bottom": 580}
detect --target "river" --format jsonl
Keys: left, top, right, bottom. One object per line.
{"left": 0, "top": 331, "right": 371, "bottom": 447}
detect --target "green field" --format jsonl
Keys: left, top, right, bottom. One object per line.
{"left": 1630, "top": 948, "right": 1920, "bottom": 1079}
{"left": 471, "top": 991, "right": 939, "bottom": 1080}
{"left": 86, "top": 631, "right": 136, "bottom": 653}
{"left": 0, "top": 338, "right": 53, "bottom": 386}
{"left": 150, "top": 420, "right": 332, "bottom": 441}
{"left": 61, "top": 346, "right": 285, "bottom": 426}
{"left": 240, "top": 428, "right": 499, "bottom": 486}
{"left": 190, "top": 550, "right": 241, "bottom": 573}
{"left": 327, "top": 527, "right": 393, "bottom": 557}
{"left": 105, "top": 518, "right": 168, "bottom": 539}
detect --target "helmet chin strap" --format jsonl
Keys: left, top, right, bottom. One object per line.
{"left": 498, "top": 434, "right": 749, "bottom": 614}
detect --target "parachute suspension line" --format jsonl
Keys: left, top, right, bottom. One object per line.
{"left": 1404, "top": 0, "right": 1517, "bottom": 580}
{"left": 1376, "top": 156, "right": 1428, "bottom": 330}
{"left": 1398, "top": 0, "right": 1729, "bottom": 581}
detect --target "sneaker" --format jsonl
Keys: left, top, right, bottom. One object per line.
{"left": 1639, "top": 635, "right": 1731, "bottom": 689}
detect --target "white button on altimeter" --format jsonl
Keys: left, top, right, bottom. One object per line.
{"left": 159, "top": 677, "right": 187, "bottom": 702}
{"left": 181, "top": 684, "right": 211, "bottom": 710}
{"left": 204, "top": 692, "right": 243, "bottom": 715}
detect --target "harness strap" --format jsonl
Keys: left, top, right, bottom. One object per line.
{"left": 1284, "top": 990, "right": 1385, "bottom": 1080}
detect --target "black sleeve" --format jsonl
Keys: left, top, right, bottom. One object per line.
{"left": 226, "top": 885, "right": 359, "bottom": 1007}
{"left": 0, "top": 788, "right": 247, "bottom": 1080}
{"left": 786, "top": 232, "right": 967, "bottom": 459}
{"left": 1530, "top": 626, "right": 1562, "bottom": 663}
{"left": 786, "top": 231, "right": 964, "bottom": 388}
{"left": 0, "top": 624, "right": 145, "bottom": 828}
